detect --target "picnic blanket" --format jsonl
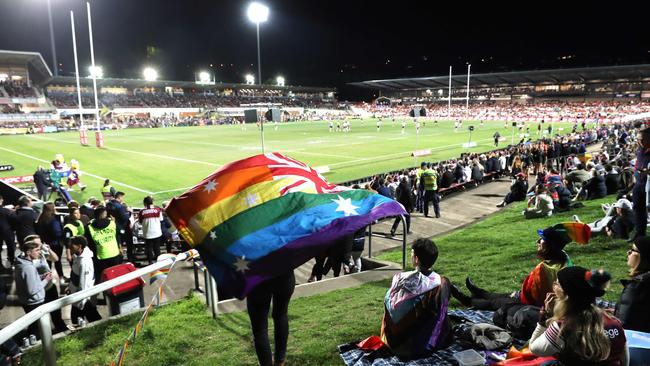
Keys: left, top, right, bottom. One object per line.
{"left": 339, "top": 310, "right": 521, "bottom": 366}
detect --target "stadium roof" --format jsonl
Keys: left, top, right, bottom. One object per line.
{"left": 349, "top": 64, "right": 650, "bottom": 91}
{"left": 0, "top": 50, "right": 53, "bottom": 84}
{"left": 48, "top": 76, "right": 334, "bottom": 93}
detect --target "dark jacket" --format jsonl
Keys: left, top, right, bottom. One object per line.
{"left": 471, "top": 165, "right": 483, "bottom": 182}
{"left": 394, "top": 180, "right": 414, "bottom": 213}
{"left": 509, "top": 180, "right": 528, "bottom": 202}
{"left": 0, "top": 206, "right": 16, "bottom": 238}
{"left": 35, "top": 217, "right": 63, "bottom": 248}
{"left": 33, "top": 169, "right": 51, "bottom": 192}
{"left": 440, "top": 171, "right": 455, "bottom": 189}
{"left": 107, "top": 199, "right": 130, "bottom": 229}
{"left": 585, "top": 175, "right": 607, "bottom": 200}
{"left": 13, "top": 207, "right": 38, "bottom": 245}
{"left": 605, "top": 173, "right": 620, "bottom": 195}
{"left": 614, "top": 272, "right": 650, "bottom": 332}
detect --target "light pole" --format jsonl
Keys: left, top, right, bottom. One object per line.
{"left": 46, "top": 0, "right": 58, "bottom": 76}
{"left": 247, "top": 2, "right": 268, "bottom": 86}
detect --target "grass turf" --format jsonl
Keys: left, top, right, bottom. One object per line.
{"left": 0, "top": 119, "right": 576, "bottom": 204}
{"left": 21, "top": 195, "right": 632, "bottom": 365}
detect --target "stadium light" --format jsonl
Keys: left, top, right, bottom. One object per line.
{"left": 245, "top": 74, "right": 255, "bottom": 85}
{"left": 247, "top": 2, "right": 269, "bottom": 85}
{"left": 199, "top": 71, "right": 211, "bottom": 83}
{"left": 276, "top": 76, "right": 285, "bottom": 86}
{"left": 143, "top": 67, "right": 158, "bottom": 81}
{"left": 0, "top": 74, "right": 7, "bottom": 81}
{"left": 88, "top": 65, "right": 103, "bottom": 79}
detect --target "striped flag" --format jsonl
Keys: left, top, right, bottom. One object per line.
{"left": 166, "top": 152, "right": 406, "bottom": 299}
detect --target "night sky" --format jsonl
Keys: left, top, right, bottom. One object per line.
{"left": 0, "top": 0, "right": 648, "bottom": 99}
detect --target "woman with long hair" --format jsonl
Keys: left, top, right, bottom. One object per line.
{"left": 614, "top": 237, "right": 650, "bottom": 332}
{"left": 530, "top": 266, "right": 628, "bottom": 365}
{"left": 35, "top": 202, "right": 65, "bottom": 281}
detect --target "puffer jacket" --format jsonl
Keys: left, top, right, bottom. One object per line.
{"left": 614, "top": 271, "right": 650, "bottom": 332}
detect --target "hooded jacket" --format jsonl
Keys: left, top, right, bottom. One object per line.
{"left": 69, "top": 246, "right": 95, "bottom": 309}
{"left": 13, "top": 254, "right": 50, "bottom": 306}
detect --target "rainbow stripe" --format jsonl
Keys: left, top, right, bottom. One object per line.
{"left": 166, "top": 153, "right": 406, "bottom": 299}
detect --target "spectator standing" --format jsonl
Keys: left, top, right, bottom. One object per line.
{"left": 390, "top": 176, "right": 413, "bottom": 236}
{"left": 421, "top": 164, "right": 440, "bottom": 218}
{"left": 85, "top": 206, "right": 122, "bottom": 281}
{"left": 67, "top": 236, "right": 102, "bottom": 326}
{"left": 13, "top": 240, "right": 68, "bottom": 335}
{"left": 13, "top": 196, "right": 38, "bottom": 248}
{"left": 0, "top": 195, "right": 16, "bottom": 267}
{"left": 139, "top": 196, "right": 164, "bottom": 264}
{"left": 33, "top": 166, "right": 51, "bottom": 201}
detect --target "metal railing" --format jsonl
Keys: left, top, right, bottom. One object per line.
{"left": 367, "top": 214, "right": 408, "bottom": 269}
{"left": 0, "top": 249, "right": 199, "bottom": 366}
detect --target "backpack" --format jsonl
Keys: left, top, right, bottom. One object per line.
{"left": 493, "top": 303, "right": 541, "bottom": 340}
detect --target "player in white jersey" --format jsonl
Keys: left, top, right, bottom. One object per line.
{"left": 376, "top": 120, "right": 381, "bottom": 132}
{"left": 329, "top": 121, "right": 333, "bottom": 132}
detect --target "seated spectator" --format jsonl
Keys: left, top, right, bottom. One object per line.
{"left": 530, "top": 267, "right": 628, "bottom": 366}
{"left": 440, "top": 165, "right": 454, "bottom": 189}
{"left": 614, "top": 237, "right": 650, "bottom": 332}
{"left": 546, "top": 175, "right": 572, "bottom": 212}
{"left": 576, "top": 198, "right": 635, "bottom": 239}
{"left": 523, "top": 185, "right": 554, "bottom": 219}
{"left": 496, "top": 172, "right": 528, "bottom": 207}
{"left": 564, "top": 163, "right": 591, "bottom": 193}
{"left": 583, "top": 169, "right": 607, "bottom": 200}
{"left": 454, "top": 224, "right": 586, "bottom": 310}
{"left": 471, "top": 160, "right": 484, "bottom": 183}
{"left": 380, "top": 239, "right": 452, "bottom": 359}
{"left": 604, "top": 164, "right": 620, "bottom": 195}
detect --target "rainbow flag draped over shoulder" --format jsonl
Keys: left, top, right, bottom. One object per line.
{"left": 166, "top": 152, "right": 406, "bottom": 299}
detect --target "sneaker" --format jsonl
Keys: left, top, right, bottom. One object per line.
{"left": 572, "top": 214, "right": 580, "bottom": 222}
{"left": 389, "top": 230, "right": 396, "bottom": 237}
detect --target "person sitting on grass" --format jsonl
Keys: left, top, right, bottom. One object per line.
{"left": 452, "top": 223, "right": 590, "bottom": 310}
{"left": 573, "top": 198, "right": 635, "bottom": 239}
{"left": 496, "top": 172, "right": 528, "bottom": 208}
{"left": 380, "top": 238, "right": 453, "bottom": 359}
{"left": 614, "top": 236, "right": 650, "bottom": 332}
{"left": 530, "top": 267, "right": 628, "bottom": 366}
{"left": 523, "top": 185, "right": 554, "bottom": 219}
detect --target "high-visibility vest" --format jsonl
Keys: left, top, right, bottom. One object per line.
{"left": 64, "top": 221, "right": 85, "bottom": 238}
{"left": 87, "top": 220, "right": 120, "bottom": 260}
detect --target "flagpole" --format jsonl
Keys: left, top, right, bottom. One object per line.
{"left": 260, "top": 109, "right": 265, "bottom": 153}
{"left": 70, "top": 11, "right": 84, "bottom": 129}
{"left": 448, "top": 66, "right": 452, "bottom": 119}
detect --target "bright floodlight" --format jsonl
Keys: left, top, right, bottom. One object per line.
{"left": 245, "top": 74, "right": 255, "bottom": 85}
{"left": 143, "top": 67, "right": 158, "bottom": 81}
{"left": 199, "top": 71, "right": 211, "bottom": 83}
{"left": 247, "top": 2, "right": 269, "bottom": 23}
{"left": 276, "top": 76, "right": 285, "bottom": 86}
{"left": 88, "top": 65, "right": 103, "bottom": 79}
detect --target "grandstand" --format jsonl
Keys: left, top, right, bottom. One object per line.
{"left": 0, "top": 49, "right": 339, "bottom": 132}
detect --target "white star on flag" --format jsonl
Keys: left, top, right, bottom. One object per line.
{"left": 234, "top": 256, "right": 250, "bottom": 273}
{"left": 245, "top": 193, "right": 259, "bottom": 207}
{"left": 203, "top": 180, "right": 218, "bottom": 193}
{"left": 332, "top": 195, "right": 360, "bottom": 217}
{"left": 209, "top": 231, "right": 217, "bottom": 240}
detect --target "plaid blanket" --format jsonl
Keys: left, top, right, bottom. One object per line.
{"left": 338, "top": 310, "right": 511, "bottom": 366}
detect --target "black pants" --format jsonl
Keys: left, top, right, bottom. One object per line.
{"left": 48, "top": 244, "right": 64, "bottom": 278}
{"left": 423, "top": 190, "right": 440, "bottom": 218}
{"left": 246, "top": 271, "right": 295, "bottom": 366}
{"left": 22, "top": 286, "right": 67, "bottom": 337}
{"left": 470, "top": 292, "right": 519, "bottom": 310}
{"left": 71, "top": 302, "right": 102, "bottom": 325}
{"left": 145, "top": 236, "right": 162, "bottom": 264}
{"left": 390, "top": 214, "right": 411, "bottom": 233}
{"left": 0, "top": 231, "right": 15, "bottom": 264}
{"left": 310, "top": 254, "right": 327, "bottom": 281}
{"left": 632, "top": 183, "right": 646, "bottom": 238}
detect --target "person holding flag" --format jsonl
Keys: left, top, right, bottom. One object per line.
{"left": 165, "top": 152, "right": 406, "bottom": 366}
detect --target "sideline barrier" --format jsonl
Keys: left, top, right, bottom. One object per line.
{"left": 0, "top": 249, "right": 198, "bottom": 366}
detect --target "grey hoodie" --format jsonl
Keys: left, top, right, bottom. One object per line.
{"left": 13, "top": 254, "right": 50, "bottom": 306}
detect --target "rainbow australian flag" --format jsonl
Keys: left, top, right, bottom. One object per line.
{"left": 166, "top": 152, "right": 406, "bottom": 299}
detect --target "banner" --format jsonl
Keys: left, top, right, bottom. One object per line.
{"left": 0, "top": 175, "right": 33, "bottom": 184}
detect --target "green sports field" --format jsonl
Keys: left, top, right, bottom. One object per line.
{"left": 0, "top": 119, "right": 575, "bottom": 204}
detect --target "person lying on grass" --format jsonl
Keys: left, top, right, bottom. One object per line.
{"left": 452, "top": 223, "right": 590, "bottom": 310}
{"left": 379, "top": 238, "right": 453, "bottom": 359}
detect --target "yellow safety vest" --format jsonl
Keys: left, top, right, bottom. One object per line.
{"left": 64, "top": 221, "right": 85, "bottom": 238}
{"left": 87, "top": 220, "right": 120, "bottom": 260}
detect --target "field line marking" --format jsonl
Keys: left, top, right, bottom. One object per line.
{"left": 0, "top": 146, "right": 154, "bottom": 194}
{"left": 26, "top": 135, "right": 222, "bottom": 167}
{"left": 328, "top": 137, "right": 493, "bottom": 168}
{"left": 152, "top": 186, "right": 194, "bottom": 195}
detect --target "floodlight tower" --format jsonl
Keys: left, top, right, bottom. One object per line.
{"left": 86, "top": 2, "right": 103, "bottom": 147}
{"left": 46, "top": 0, "right": 58, "bottom": 76}
{"left": 247, "top": 2, "right": 269, "bottom": 86}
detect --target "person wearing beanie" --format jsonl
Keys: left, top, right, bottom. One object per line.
{"left": 452, "top": 224, "right": 583, "bottom": 310}
{"left": 614, "top": 236, "right": 650, "bottom": 332}
{"left": 530, "top": 266, "right": 629, "bottom": 366}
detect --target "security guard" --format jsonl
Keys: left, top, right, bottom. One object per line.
{"left": 63, "top": 207, "right": 86, "bottom": 264}
{"left": 85, "top": 206, "right": 122, "bottom": 281}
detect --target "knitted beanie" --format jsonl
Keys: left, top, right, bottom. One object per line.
{"left": 557, "top": 266, "right": 611, "bottom": 309}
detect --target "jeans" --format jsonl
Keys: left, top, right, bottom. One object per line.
{"left": 246, "top": 271, "right": 295, "bottom": 366}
